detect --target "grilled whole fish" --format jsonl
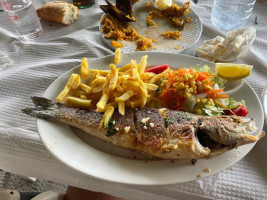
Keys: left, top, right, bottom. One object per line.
{"left": 23, "top": 97, "right": 264, "bottom": 159}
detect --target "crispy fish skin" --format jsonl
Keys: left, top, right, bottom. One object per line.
{"left": 23, "top": 97, "right": 265, "bottom": 159}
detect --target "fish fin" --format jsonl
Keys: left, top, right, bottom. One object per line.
{"left": 22, "top": 97, "right": 61, "bottom": 120}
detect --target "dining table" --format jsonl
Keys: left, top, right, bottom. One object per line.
{"left": 0, "top": 0, "right": 267, "bottom": 199}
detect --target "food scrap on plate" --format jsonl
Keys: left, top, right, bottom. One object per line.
{"left": 100, "top": 0, "right": 193, "bottom": 51}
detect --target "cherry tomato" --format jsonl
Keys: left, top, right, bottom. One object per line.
{"left": 232, "top": 105, "right": 248, "bottom": 117}
{"left": 223, "top": 105, "right": 248, "bottom": 117}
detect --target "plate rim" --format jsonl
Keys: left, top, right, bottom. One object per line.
{"left": 36, "top": 52, "right": 264, "bottom": 185}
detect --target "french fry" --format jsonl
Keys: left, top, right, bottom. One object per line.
{"left": 115, "top": 90, "right": 134, "bottom": 102}
{"left": 92, "top": 85, "right": 103, "bottom": 94}
{"left": 56, "top": 87, "right": 70, "bottom": 103}
{"left": 80, "top": 95, "right": 87, "bottom": 100}
{"left": 110, "top": 63, "right": 117, "bottom": 74}
{"left": 138, "top": 55, "right": 148, "bottom": 73}
{"left": 144, "top": 83, "right": 158, "bottom": 91}
{"left": 66, "top": 97, "right": 91, "bottom": 109}
{"left": 90, "top": 69, "right": 110, "bottom": 76}
{"left": 66, "top": 73, "right": 79, "bottom": 89}
{"left": 91, "top": 76, "right": 106, "bottom": 86}
{"left": 115, "top": 84, "right": 124, "bottom": 93}
{"left": 96, "top": 102, "right": 118, "bottom": 112}
{"left": 100, "top": 105, "right": 115, "bottom": 128}
{"left": 132, "top": 68, "right": 140, "bottom": 80}
{"left": 72, "top": 90, "right": 87, "bottom": 97}
{"left": 72, "top": 75, "right": 81, "bottom": 89}
{"left": 109, "top": 66, "right": 118, "bottom": 90}
{"left": 140, "top": 72, "right": 156, "bottom": 80}
{"left": 122, "top": 79, "right": 139, "bottom": 87}
{"left": 103, "top": 73, "right": 111, "bottom": 92}
{"left": 150, "top": 68, "right": 170, "bottom": 84}
{"left": 79, "top": 83, "right": 92, "bottom": 94}
{"left": 114, "top": 48, "right": 121, "bottom": 64}
{"left": 119, "top": 63, "right": 131, "bottom": 72}
{"left": 96, "top": 92, "right": 109, "bottom": 111}
{"left": 118, "top": 101, "right": 125, "bottom": 115}
{"left": 56, "top": 73, "right": 79, "bottom": 102}
{"left": 80, "top": 58, "right": 90, "bottom": 79}
{"left": 130, "top": 59, "right": 137, "bottom": 69}
{"left": 88, "top": 71, "right": 97, "bottom": 85}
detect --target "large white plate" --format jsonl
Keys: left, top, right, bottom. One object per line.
{"left": 38, "top": 52, "right": 264, "bottom": 185}
{"left": 100, "top": 0, "right": 202, "bottom": 53}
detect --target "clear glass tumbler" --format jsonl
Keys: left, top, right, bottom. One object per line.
{"left": 211, "top": 0, "right": 256, "bottom": 31}
{"left": 1, "top": 0, "right": 43, "bottom": 40}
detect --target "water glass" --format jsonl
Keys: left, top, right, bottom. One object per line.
{"left": 1, "top": 0, "right": 43, "bottom": 40}
{"left": 211, "top": 0, "right": 256, "bottom": 31}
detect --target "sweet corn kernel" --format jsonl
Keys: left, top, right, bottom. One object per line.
{"left": 178, "top": 83, "right": 185, "bottom": 89}
{"left": 200, "top": 98, "right": 207, "bottom": 103}
{"left": 182, "top": 74, "right": 188, "bottom": 81}
{"left": 190, "top": 80, "right": 196, "bottom": 85}
{"left": 208, "top": 99, "right": 215, "bottom": 106}
{"left": 184, "top": 92, "right": 191, "bottom": 98}
{"left": 195, "top": 109, "right": 202, "bottom": 115}
{"left": 196, "top": 81, "right": 202, "bottom": 86}
{"left": 192, "top": 73, "right": 198, "bottom": 80}
{"left": 202, "top": 79, "right": 209, "bottom": 85}
{"left": 204, "top": 85, "right": 213, "bottom": 91}
{"left": 188, "top": 88, "right": 193, "bottom": 93}
{"left": 192, "top": 85, "right": 197, "bottom": 91}
{"left": 196, "top": 98, "right": 200, "bottom": 103}
{"left": 184, "top": 85, "right": 189, "bottom": 90}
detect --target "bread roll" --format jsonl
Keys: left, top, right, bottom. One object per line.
{"left": 37, "top": 1, "right": 79, "bottom": 25}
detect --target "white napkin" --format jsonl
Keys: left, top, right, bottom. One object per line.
{"left": 196, "top": 27, "right": 256, "bottom": 62}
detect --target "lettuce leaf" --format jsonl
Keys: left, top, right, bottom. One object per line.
{"left": 217, "top": 98, "right": 245, "bottom": 109}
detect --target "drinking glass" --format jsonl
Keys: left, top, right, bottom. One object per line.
{"left": 1, "top": 0, "right": 43, "bottom": 40}
{"left": 211, "top": 0, "right": 256, "bottom": 31}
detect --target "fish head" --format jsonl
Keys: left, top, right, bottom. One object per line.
{"left": 197, "top": 115, "right": 264, "bottom": 156}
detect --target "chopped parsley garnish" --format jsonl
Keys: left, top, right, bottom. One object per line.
{"left": 164, "top": 117, "right": 173, "bottom": 128}
{"left": 106, "top": 118, "right": 117, "bottom": 137}
{"left": 187, "top": 116, "right": 192, "bottom": 120}
{"left": 106, "top": 129, "right": 117, "bottom": 137}
{"left": 107, "top": 118, "right": 115, "bottom": 129}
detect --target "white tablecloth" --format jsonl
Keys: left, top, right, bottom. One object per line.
{"left": 0, "top": 0, "right": 267, "bottom": 199}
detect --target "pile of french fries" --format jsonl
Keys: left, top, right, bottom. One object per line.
{"left": 56, "top": 48, "right": 170, "bottom": 128}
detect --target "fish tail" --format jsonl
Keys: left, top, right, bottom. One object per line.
{"left": 22, "top": 97, "right": 61, "bottom": 120}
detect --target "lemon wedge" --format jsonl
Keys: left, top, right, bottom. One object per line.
{"left": 154, "top": 0, "right": 172, "bottom": 10}
{"left": 215, "top": 63, "right": 253, "bottom": 80}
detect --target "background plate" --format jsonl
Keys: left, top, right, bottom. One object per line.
{"left": 37, "top": 52, "right": 264, "bottom": 185}
{"left": 100, "top": 0, "right": 202, "bottom": 53}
